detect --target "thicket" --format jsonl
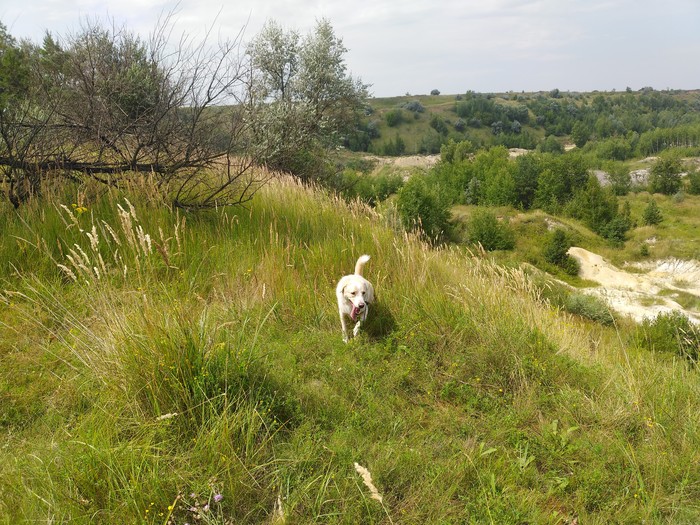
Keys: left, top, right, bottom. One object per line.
{"left": 396, "top": 176, "right": 451, "bottom": 243}
{"left": 0, "top": 17, "right": 369, "bottom": 208}
{"left": 636, "top": 311, "right": 700, "bottom": 361}
{"left": 334, "top": 169, "right": 403, "bottom": 206}
{"left": 465, "top": 209, "right": 516, "bottom": 251}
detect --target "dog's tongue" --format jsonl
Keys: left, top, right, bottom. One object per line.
{"left": 350, "top": 305, "right": 361, "bottom": 321}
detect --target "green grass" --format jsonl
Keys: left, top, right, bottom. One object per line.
{"left": 2, "top": 175, "right": 700, "bottom": 523}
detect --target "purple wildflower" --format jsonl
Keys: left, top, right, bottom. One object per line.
{"left": 214, "top": 493, "right": 223, "bottom": 503}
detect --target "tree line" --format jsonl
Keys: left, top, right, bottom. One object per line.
{"left": 392, "top": 141, "right": 698, "bottom": 247}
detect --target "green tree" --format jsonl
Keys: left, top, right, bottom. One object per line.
{"left": 648, "top": 156, "right": 683, "bottom": 195}
{"left": 429, "top": 114, "right": 448, "bottom": 135}
{"left": 571, "top": 121, "right": 591, "bottom": 147}
{"left": 440, "top": 139, "right": 473, "bottom": 164}
{"left": 382, "top": 134, "right": 406, "bottom": 156}
{"left": 642, "top": 199, "right": 663, "bottom": 225}
{"left": 419, "top": 129, "right": 443, "bottom": 154}
{"left": 396, "top": 176, "right": 451, "bottom": 243}
{"left": 533, "top": 152, "right": 589, "bottom": 212}
{"left": 543, "top": 229, "right": 580, "bottom": 275}
{"left": 539, "top": 135, "right": 564, "bottom": 153}
{"left": 603, "top": 162, "right": 632, "bottom": 196}
{"left": 513, "top": 153, "right": 540, "bottom": 209}
{"left": 474, "top": 147, "right": 516, "bottom": 206}
{"left": 534, "top": 168, "right": 564, "bottom": 212}
{"left": 0, "top": 22, "right": 34, "bottom": 205}
{"left": 566, "top": 176, "right": 622, "bottom": 238}
{"left": 687, "top": 169, "right": 700, "bottom": 195}
{"left": 248, "top": 18, "right": 369, "bottom": 181}
{"left": 248, "top": 20, "right": 299, "bottom": 101}
{"left": 466, "top": 209, "right": 515, "bottom": 251}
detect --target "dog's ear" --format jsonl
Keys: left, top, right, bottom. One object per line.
{"left": 365, "top": 282, "right": 375, "bottom": 303}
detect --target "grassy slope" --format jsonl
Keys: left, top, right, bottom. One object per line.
{"left": 367, "top": 93, "right": 544, "bottom": 155}
{"left": 1, "top": 178, "right": 700, "bottom": 524}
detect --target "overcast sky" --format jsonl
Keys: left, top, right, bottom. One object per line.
{"left": 2, "top": 0, "right": 699, "bottom": 97}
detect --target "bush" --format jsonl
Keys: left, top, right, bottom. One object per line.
{"left": 440, "top": 139, "right": 473, "bottom": 163}
{"left": 540, "top": 135, "right": 564, "bottom": 154}
{"left": 430, "top": 114, "right": 448, "bottom": 135}
{"left": 385, "top": 109, "right": 405, "bottom": 127}
{"left": 401, "top": 100, "right": 425, "bottom": 113}
{"left": 636, "top": 311, "right": 699, "bottom": 361}
{"left": 419, "top": 129, "right": 444, "bottom": 154}
{"left": 430, "top": 89, "right": 440, "bottom": 96}
{"left": 565, "top": 293, "right": 615, "bottom": 325}
{"left": 396, "top": 176, "right": 451, "bottom": 242}
{"left": 366, "top": 120, "right": 381, "bottom": 138}
{"left": 335, "top": 170, "right": 403, "bottom": 206}
{"left": 466, "top": 209, "right": 515, "bottom": 251}
{"left": 687, "top": 169, "right": 700, "bottom": 195}
{"left": 382, "top": 134, "right": 406, "bottom": 156}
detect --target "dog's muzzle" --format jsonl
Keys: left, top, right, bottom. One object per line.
{"left": 350, "top": 304, "right": 364, "bottom": 321}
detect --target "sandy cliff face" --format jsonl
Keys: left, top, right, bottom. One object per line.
{"left": 568, "top": 247, "right": 700, "bottom": 323}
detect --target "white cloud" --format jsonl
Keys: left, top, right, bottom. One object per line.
{"left": 2, "top": 0, "right": 699, "bottom": 95}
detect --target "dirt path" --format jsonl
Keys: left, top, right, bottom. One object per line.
{"left": 568, "top": 247, "right": 700, "bottom": 323}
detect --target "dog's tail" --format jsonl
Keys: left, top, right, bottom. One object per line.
{"left": 354, "top": 254, "right": 370, "bottom": 276}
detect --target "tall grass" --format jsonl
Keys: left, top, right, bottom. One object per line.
{"left": 1, "top": 174, "right": 700, "bottom": 523}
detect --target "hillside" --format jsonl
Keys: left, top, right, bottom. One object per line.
{"left": 2, "top": 177, "right": 700, "bottom": 524}
{"left": 356, "top": 89, "right": 700, "bottom": 157}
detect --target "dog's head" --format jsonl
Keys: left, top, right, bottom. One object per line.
{"left": 341, "top": 276, "right": 374, "bottom": 318}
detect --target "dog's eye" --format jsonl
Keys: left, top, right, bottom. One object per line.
{"left": 361, "top": 291, "right": 365, "bottom": 295}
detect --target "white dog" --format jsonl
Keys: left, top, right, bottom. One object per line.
{"left": 336, "top": 255, "right": 374, "bottom": 342}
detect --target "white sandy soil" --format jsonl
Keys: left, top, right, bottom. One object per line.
{"left": 568, "top": 247, "right": 700, "bottom": 324}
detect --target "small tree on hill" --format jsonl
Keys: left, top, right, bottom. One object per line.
{"left": 543, "top": 229, "right": 579, "bottom": 275}
{"left": 642, "top": 199, "right": 663, "bottom": 225}
{"left": 648, "top": 156, "right": 683, "bottom": 195}
{"left": 467, "top": 209, "right": 515, "bottom": 251}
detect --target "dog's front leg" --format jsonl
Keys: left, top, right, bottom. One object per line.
{"left": 352, "top": 320, "right": 362, "bottom": 338}
{"left": 340, "top": 312, "right": 350, "bottom": 343}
